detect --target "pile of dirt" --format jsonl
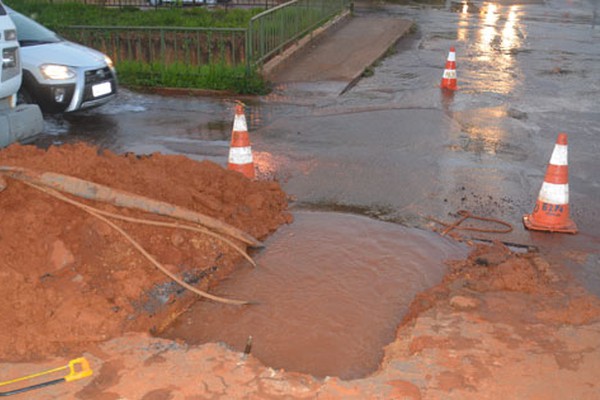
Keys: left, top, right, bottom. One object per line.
{"left": 0, "top": 143, "right": 292, "bottom": 362}
{"left": 399, "top": 241, "right": 600, "bottom": 329}
{"left": 371, "top": 242, "right": 600, "bottom": 399}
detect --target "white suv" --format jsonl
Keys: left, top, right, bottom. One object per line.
{"left": 8, "top": 7, "right": 117, "bottom": 113}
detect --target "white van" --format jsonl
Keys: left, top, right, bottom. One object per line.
{"left": 7, "top": 7, "right": 117, "bottom": 113}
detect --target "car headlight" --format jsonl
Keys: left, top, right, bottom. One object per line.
{"left": 4, "top": 29, "right": 17, "bottom": 41}
{"left": 40, "top": 64, "right": 76, "bottom": 80}
{"left": 104, "top": 55, "right": 114, "bottom": 69}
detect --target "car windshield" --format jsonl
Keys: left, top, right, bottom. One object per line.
{"left": 8, "top": 8, "right": 62, "bottom": 46}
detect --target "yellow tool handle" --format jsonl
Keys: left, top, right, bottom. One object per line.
{"left": 65, "top": 358, "right": 93, "bottom": 382}
{"left": 0, "top": 357, "right": 93, "bottom": 387}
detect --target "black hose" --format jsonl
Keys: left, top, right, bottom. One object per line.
{"left": 0, "top": 378, "right": 64, "bottom": 397}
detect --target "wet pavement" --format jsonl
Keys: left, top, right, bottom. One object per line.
{"left": 31, "top": 1, "right": 600, "bottom": 292}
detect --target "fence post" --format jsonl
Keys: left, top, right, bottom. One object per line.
{"left": 246, "top": 24, "right": 252, "bottom": 76}
{"left": 160, "top": 28, "right": 166, "bottom": 65}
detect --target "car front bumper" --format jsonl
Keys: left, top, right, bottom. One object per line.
{"left": 27, "top": 65, "right": 117, "bottom": 113}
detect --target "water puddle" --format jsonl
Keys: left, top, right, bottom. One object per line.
{"left": 161, "top": 211, "right": 466, "bottom": 379}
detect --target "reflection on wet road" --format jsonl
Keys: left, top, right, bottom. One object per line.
{"left": 463, "top": 2, "right": 523, "bottom": 94}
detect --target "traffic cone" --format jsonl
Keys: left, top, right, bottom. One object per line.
{"left": 227, "top": 102, "right": 255, "bottom": 179}
{"left": 440, "top": 47, "right": 458, "bottom": 91}
{"left": 523, "top": 133, "right": 577, "bottom": 234}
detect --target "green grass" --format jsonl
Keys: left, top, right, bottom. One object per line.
{"left": 5, "top": 0, "right": 263, "bottom": 30}
{"left": 117, "top": 61, "right": 270, "bottom": 94}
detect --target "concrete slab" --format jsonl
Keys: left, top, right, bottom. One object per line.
{"left": 266, "top": 15, "right": 413, "bottom": 93}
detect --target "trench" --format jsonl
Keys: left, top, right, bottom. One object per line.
{"left": 161, "top": 211, "right": 466, "bottom": 379}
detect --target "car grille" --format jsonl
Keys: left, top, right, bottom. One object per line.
{"left": 82, "top": 67, "right": 116, "bottom": 102}
{"left": 85, "top": 67, "right": 113, "bottom": 85}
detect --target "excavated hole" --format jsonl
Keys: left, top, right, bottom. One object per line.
{"left": 160, "top": 211, "right": 466, "bottom": 379}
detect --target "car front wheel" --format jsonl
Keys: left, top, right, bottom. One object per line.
{"left": 16, "top": 87, "right": 34, "bottom": 106}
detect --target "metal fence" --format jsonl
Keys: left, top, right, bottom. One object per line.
{"left": 248, "top": 0, "right": 350, "bottom": 66}
{"left": 55, "top": 0, "right": 350, "bottom": 69}
{"left": 61, "top": 26, "right": 248, "bottom": 66}
{"left": 59, "top": 0, "right": 350, "bottom": 66}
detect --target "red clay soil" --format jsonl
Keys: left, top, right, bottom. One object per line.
{"left": 3, "top": 241, "right": 599, "bottom": 399}
{"left": 1, "top": 144, "right": 600, "bottom": 399}
{"left": 0, "top": 143, "right": 292, "bottom": 362}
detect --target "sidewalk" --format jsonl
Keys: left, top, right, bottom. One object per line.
{"left": 264, "top": 13, "right": 413, "bottom": 93}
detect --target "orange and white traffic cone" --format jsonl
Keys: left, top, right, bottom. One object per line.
{"left": 523, "top": 133, "right": 577, "bottom": 234}
{"left": 227, "top": 102, "right": 255, "bottom": 179}
{"left": 440, "top": 47, "right": 458, "bottom": 91}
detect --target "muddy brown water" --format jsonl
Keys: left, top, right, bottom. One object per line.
{"left": 162, "top": 211, "right": 466, "bottom": 379}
